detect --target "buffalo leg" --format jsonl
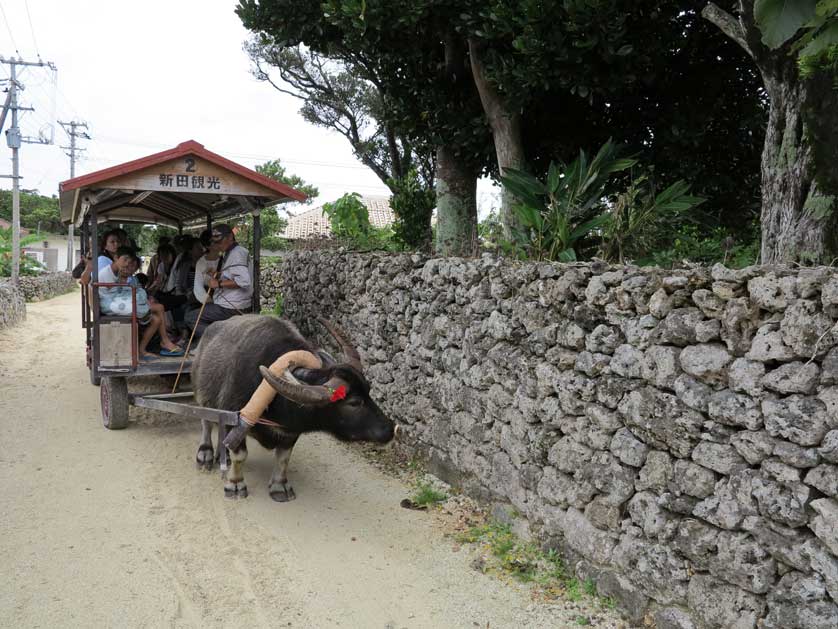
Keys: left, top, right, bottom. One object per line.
{"left": 195, "top": 419, "right": 214, "bottom": 471}
{"left": 224, "top": 442, "right": 248, "bottom": 499}
{"left": 269, "top": 434, "right": 300, "bottom": 503}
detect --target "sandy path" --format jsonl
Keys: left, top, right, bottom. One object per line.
{"left": 0, "top": 291, "right": 620, "bottom": 629}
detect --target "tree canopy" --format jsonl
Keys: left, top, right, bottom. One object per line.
{"left": 0, "top": 189, "right": 65, "bottom": 235}
{"left": 241, "top": 2, "right": 838, "bottom": 260}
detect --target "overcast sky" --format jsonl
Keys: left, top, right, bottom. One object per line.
{"left": 1, "top": 0, "right": 499, "bottom": 217}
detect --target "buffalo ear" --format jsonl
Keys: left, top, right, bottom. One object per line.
{"left": 290, "top": 367, "right": 330, "bottom": 385}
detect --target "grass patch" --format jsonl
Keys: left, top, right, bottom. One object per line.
{"left": 457, "top": 520, "right": 614, "bottom": 608}
{"left": 410, "top": 481, "right": 448, "bottom": 507}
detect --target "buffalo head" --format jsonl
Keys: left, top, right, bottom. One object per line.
{"left": 259, "top": 318, "right": 395, "bottom": 444}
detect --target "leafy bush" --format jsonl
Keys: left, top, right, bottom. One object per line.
{"left": 0, "top": 227, "right": 45, "bottom": 277}
{"left": 478, "top": 209, "right": 506, "bottom": 252}
{"left": 500, "top": 140, "right": 709, "bottom": 264}
{"left": 641, "top": 224, "right": 760, "bottom": 269}
{"left": 322, "top": 192, "right": 372, "bottom": 240}
{"left": 272, "top": 292, "right": 284, "bottom": 316}
{"left": 599, "top": 173, "right": 705, "bottom": 263}
{"left": 322, "top": 192, "right": 401, "bottom": 252}
{"left": 389, "top": 170, "right": 435, "bottom": 251}
{"left": 501, "top": 140, "right": 636, "bottom": 261}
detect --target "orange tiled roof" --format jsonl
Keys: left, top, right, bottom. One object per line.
{"left": 282, "top": 195, "right": 394, "bottom": 240}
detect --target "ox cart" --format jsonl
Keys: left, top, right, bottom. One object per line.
{"left": 60, "top": 140, "right": 306, "bottom": 469}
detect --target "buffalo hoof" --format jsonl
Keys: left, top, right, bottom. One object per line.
{"left": 196, "top": 445, "right": 214, "bottom": 471}
{"left": 224, "top": 480, "right": 248, "bottom": 499}
{"left": 269, "top": 482, "right": 296, "bottom": 502}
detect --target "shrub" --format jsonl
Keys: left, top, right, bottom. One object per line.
{"left": 501, "top": 140, "right": 636, "bottom": 261}
{"left": 389, "top": 170, "right": 435, "bottom": 251}
{"left": 0, "top": 227, "right": 45, "bottom": 277}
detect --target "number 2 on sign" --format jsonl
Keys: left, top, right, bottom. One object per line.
{"left": 185, "top": 157, "right": 196, "bottom": 172}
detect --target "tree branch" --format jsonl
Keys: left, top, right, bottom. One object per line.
{"left": 702, "top": 2, "right": 754, "bottom": 60}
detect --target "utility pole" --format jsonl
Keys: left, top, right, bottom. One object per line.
{"left": 59, "top": 120, "right": 89, "bottom": 270}
{"left": 1, "top": 55, "right": 57, "bottom": 285}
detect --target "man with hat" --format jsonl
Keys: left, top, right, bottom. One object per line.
{"left": 184, "top": 223, "right": 252, "bottom": 340}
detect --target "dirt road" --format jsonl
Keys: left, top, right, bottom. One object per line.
{"left": 0, "top": 292, "right": 620, "bottom": 628}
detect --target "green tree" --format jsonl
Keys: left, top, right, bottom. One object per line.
{"left": 234, "top": 158, "right": 318, "bottom": 250}
{"left": 0, "top": 189, "right": 66, "bottom": 235}
{"left": 703, "top": 1, "right": 838, "bottom": 263}
{"left": 237, "top": 0, "right": 489, "bottom": 256}
{"left": 245, "top": 42, "right": 435, "bottom": 190}
{"left": 237, "top": 1, "right": 768, "bottom": 259}
{"left": 255, "top": 158, "right": 319, "bottom": 199}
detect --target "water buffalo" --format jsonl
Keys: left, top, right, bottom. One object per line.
{"left": 191, "top": 315, "right": 395, "bottom": 500}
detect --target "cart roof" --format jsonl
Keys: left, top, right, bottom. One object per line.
{"left": 59, "top": 140, "right": 308, "bottom": 228}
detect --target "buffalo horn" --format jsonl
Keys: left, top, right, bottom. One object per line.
{"left": 259, "top": 365, "right": 332, "bottom": 406}
{"left": 317, "top": 317, "right": 362, "bottom": 371}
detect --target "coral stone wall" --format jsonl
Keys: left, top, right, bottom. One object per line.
{"left": 18, "top": 272, "right": 76, "bottom": 302}
{"left": 277, "top": 251, "right": 838, "bottom": 629}
{"left": 0, "top": 280, "right": 26, "bottom": 329}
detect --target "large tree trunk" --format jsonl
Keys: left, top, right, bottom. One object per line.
{"left": 468, "top": 39, "right": 526, "bottom": 240}
{"left": 760, "top": 70, "right": 838, "bottom": 263}
{"left": 703, "top": 2, "right": 838, "bottom": 264}
{"left": 435, "top": 145, "right": 477, "bottom": 256}
{"left": 433, "top": 29, "right": 478, "bottom": 257}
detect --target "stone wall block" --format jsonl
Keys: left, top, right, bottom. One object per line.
{"left": 679, "top": 344, "right": 732, "bottom": 386}
{"left": 613, "top": 534, "right": 689, "bottom": 604}
{"left": 805, "top": 464, "right": 838, "bottom": 497}
{"left": 763, "top": 395, "right": 830, "bottom": 447}
{"left": 810, "top": 498, "right": 838, "bottom": 556}
{"left": 762, "top": 361, "right": 820, "bottom": 394}
{"left": 710, "top": 532, "right": 778, "bottom": 594}
{"left": 763, "top": 571, "right": 838, "bottom": 629}
{"left": 610, "top": 344, "right": 644, "bottom": 379}
{"left": 819, "top": 430, "right": 838, "bottom": 463}
{"left": 687, "top": 573, "right": 766, "bottom": 629}
{"left": 642, "top": 345, "right": 682, "bottom": 389}
{"left": 728, "top": 358, "right": 766, "bottom": 397}
{"left": 658, "top": 308, "right": 705, "bottom": 346}
{"left": 610, "top": 427, "right": 649, "bottom": 467}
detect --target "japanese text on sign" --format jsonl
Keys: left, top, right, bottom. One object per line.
{"left": 158, "top": 174, "right": 222, "bottom": 190}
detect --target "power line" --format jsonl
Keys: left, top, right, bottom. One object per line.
{"left": 23, "top": 0, "right": 39, "bottom": 58}
{"left": 94, "top": 134, "right": 381, "bottom": 171}
{"left": 59, "top": 119, "right": 90, "bottom": 270}
{"left": 1, "top": 54, "right": 57, "bottom": 285}
{"left": 0, "top": 1, "right": 20, "bottom": 54}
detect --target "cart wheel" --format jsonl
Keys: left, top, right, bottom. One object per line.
{"left": 101, "top": 376, "right": 129, "bottom": 430}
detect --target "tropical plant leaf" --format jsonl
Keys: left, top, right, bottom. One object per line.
{"left": 755, "top": 0, "right": 818, "bottom": 49}
{"left": 558, "top": 248, "right": 577, "bottom": 262}
{"left": 501, "top": 168, "right": 547, "bottom": 209}
{"left": 570, "top": 213, "right": 611, "bottom": 240}
{"left": 799, "top": 19, "right": 838, "bottom": 56}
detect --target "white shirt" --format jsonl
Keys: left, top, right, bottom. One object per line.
{"left": 213, "top": 244, "right": 252, "bottom": 311}
{"left": 193, "top": 254, "right": 219, "bottom": 305}
{"left": 97, "top": 263, "right": 123, "bottom": 308}
{"left": 97, "top": 255, "right": 112, "bottom": 272}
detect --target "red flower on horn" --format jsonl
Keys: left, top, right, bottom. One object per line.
{"left": 329, "top": 385, "right": 347, "bottom": 403}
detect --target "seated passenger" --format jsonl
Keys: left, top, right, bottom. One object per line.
{"left": 80, "top": 229, "right": 124, "bottom": 286}
{"left": 184, "top": 223, "right": 251, "bottom": 340}
{"left": 99, "top": 247, "right": 183, "bottom": 359}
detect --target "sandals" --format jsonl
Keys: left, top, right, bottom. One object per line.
{"left": 159, "top": 347, "right": 185, "bottom": 357}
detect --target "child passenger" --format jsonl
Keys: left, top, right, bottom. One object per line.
{"left": 100, "top": 248, "right": 184, "bottom": 359}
